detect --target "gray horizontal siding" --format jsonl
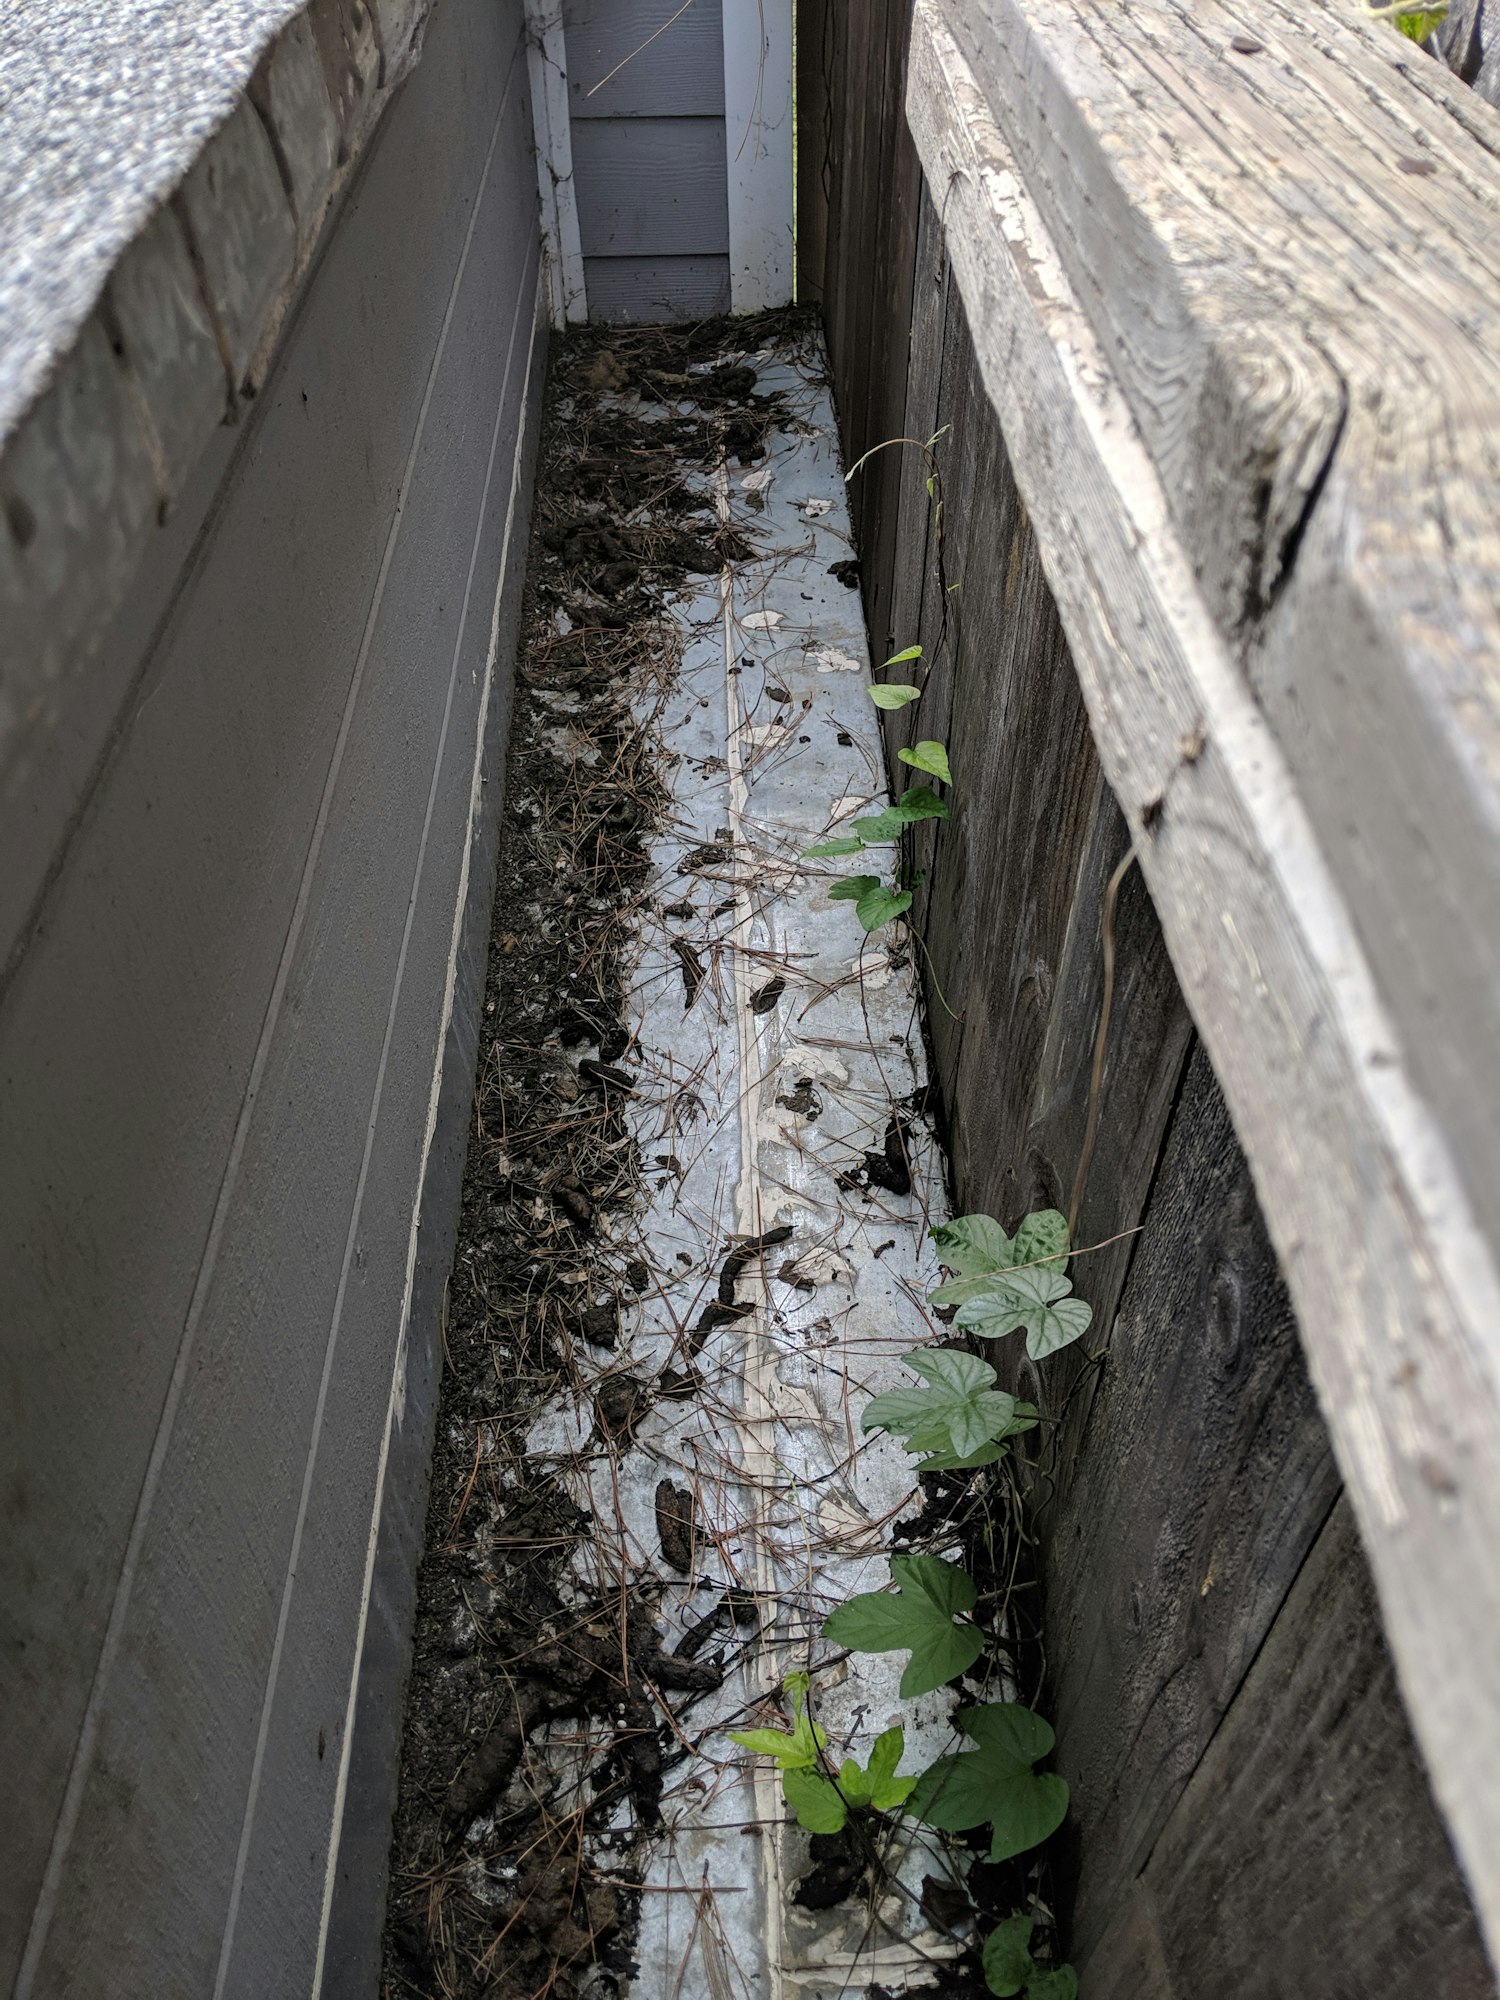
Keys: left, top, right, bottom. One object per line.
{"left": 584, "top": 251, "right": 730, "bottom": 321}
{"left": 0, "top": 1, "right": 544, "bottom": 1993}
{"left": 572, "top": 114, "right": 729, "bottom": 258}
{"left": 563, "top": 0, "right": 724, "bottom": 117}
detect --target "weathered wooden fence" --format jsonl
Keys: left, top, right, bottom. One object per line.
{"left": 798, "top": 1, "right": 1500, "bottom": 1989}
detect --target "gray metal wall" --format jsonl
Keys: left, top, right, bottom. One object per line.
{"left": 0, "top": 2, "right": 544, "bottom": 1992}
{"left": 562, "top": 0, "right": 731, "bottom": 319}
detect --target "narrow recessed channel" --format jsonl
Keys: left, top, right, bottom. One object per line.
{"left": 383, "top": 316, "right": 1002, "bottom": 2000}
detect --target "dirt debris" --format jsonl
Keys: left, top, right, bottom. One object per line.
{"left": 380, "top": 312, "right": 809, "bottom": 2000}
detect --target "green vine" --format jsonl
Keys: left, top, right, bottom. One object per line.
{"left": 728, "top": 633, "right": 1087, "bottom": 1990}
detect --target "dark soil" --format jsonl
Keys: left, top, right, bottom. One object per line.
{"left": 379, "top": 311, "right": 811, "bottom": 2000}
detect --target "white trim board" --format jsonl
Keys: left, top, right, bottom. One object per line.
{"left": 723, "top": 0, "right": 794, "bottom": 312}
{"left": 525, "top": 0, "right": 587, "bottom": 324}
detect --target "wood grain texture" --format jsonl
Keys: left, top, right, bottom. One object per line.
{"left": 1046, "top": 1040, "right": 1343, "bottom": 1959}
{"left": 906, "top": 6, "right": 1500, "bottom": 1957}
{"left": 570, "top": 115, "right": 729, "bottom": 257}
{"left": 938, "top": 0, "right": 1500, "bottom": 1294}
{"left": 1093, "top": 1499, "right": 1497, "bottom": 1998}
{"left": 563, "top": 0, "right": 724, "bottom": 119}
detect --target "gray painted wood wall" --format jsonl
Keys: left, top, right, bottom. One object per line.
{"left": 0, "top": 2, "right": 545, "bottom": 1993}
{"left": 797, "top": 3, "right": 1497, "bottom": 1991}
{"left": 561, "top": 0, "right": 731, "bottom": 319}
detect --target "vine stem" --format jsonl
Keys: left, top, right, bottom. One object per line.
{"left": 910, "top": 924, "right": 963, "bottom": 1023}
{"left": 1067, "top": 846, "right": 1138, "bottom": 1243}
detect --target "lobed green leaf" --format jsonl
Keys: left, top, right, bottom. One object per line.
{"left": 783, "top": 1766, "right": 847, "bottom": 1833}
{"left": 954, "top": 1265, "right": 1093, "bottom": 1359}
{"left": 823, "top": 1553, "right": 982, "bottom": 1697}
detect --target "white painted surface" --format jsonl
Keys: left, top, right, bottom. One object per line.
{"left": 525, "top": 0, "right": 587, "bottom": 324}
{"left": 723, "top": 0, "right": 794, "bottom": 311}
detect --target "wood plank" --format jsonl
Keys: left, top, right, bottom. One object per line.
{"left": 1018, "top": 776, "right": 1193, "bottom": 1472}
{"left": 1126, "top": 1498, "right": 1495, "bottom": 1996}
{"left": 582, "top": 253, "right": 730, "bottom": 321}
{"left": 794, "top": 0, "right": 830, "bottom": 305}
{"left": 1044, "top": 1039, "right": 1342, "bottom": 1961}
{"left": 570, "top": 116, "right": 729, "bottom": 258}
{"left": 1435, "top": 0, "right": 1500, "bottom": 106}
{"left": 906, "top": 5, "right": 1500, "bottom": 1957}
{"left": 525, "top": 0, "right": 587, "bottom": 323}
{"left": 563, "top": 0, "right": 724, "bottom": 119}
{"left": 856, "top": 0, "right": 923, "bottom": 676}
{"left": 940, "top": 0, "right": 1500, "bottom": 1315}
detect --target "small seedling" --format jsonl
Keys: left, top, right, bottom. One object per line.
{"left": 907, "top": 1702, "right": 1070, "bottom": 1862}
{"left": 728, "top": 1686, "right": 916, "bottom": 1834}
{"left": 862, "top": 1347, "right": 1038, "bottom": 1469}
{"left": 822, "top": 1552, "right": 983, "bottom": 1696}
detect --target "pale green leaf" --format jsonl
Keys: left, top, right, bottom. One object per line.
{"left": 783, "top": 1767, "right": 847, "bottom": 1833}
{"left": 1010, "top": 1208, "right": 1070, "bottom": 1272}
{"left": 982, "top": 1917, "right": 1036, "bottom": 1997}
{"left": 929, "top": 1213, "right": 1013, "bottom": 1277}
{"left": 823, "top": 1553, "right": 982, "bottom": 1697}
{"left": 954, "top": 1265, "right": 1094, "bottom": 1359}
{"left": 862, "top": 1347, "right": 1031, "bottom": 1462}
{"left": 868, "top": 682, "right": 921, "bottom": 709}
{"left": 883, "top": 645, "right": 923, "bottom": 665}
{"left": 804, "top": 835, "right": 867, "bottom": 858}
{"left": 898, "top": 739, "right": 952, "bottom": 785}
{"left": 726, "top": 1673, "right": 827, "bottom": 1770}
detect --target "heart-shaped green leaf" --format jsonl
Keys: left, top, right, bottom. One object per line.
{"left": 863, "top": 1348, "right": 1037, "bottom": 1463}
{"left": 828, "top": 873, "right": 882, "bottom": 904}
{"left": 823, "top": 1553, "right": 982, "bottom": 1697}
{"left": 898, "top": 739, "right": 952, "bottom": 785}
{"left": 907, "top": 1703, "right": 1068, "bottom": 1862}
{"left": 954, "top": 1266, "right": 1093, "bottom": 1359}
{"left": 982, "top": 1916, "right": 1036, "bottom": 1996}
{"left": 855, "top": 883, "right": 912, "bottom": 933}
{"left": 868, "top": 682, "right": 921, "bottom": 709}
{"left": 783, "top": 1766, "right": 847, "bottom": 1833}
